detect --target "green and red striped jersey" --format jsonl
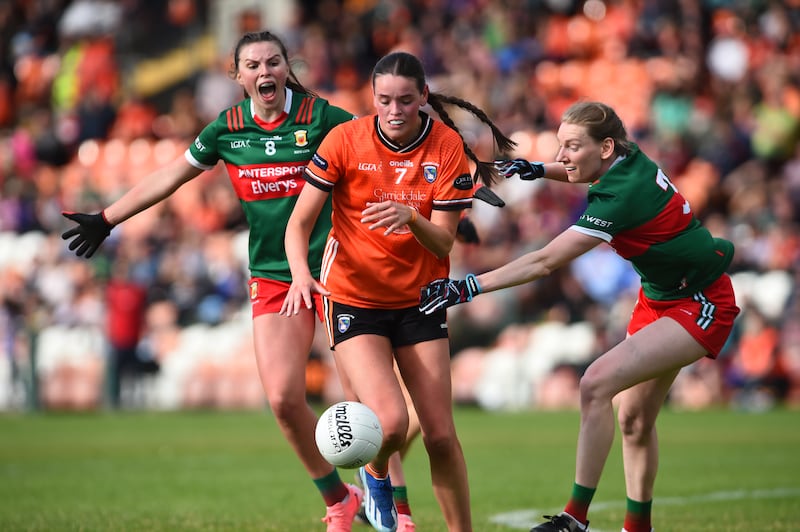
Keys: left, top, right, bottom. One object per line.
{"left": 572, "top": 144, "right": 734, "bottom": 300}
{"left": 186, "top": 89, "right": 354, "bottom": 280}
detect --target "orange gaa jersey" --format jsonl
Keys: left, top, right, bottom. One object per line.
{"left": 304, "top": 112, "right": 473, "bottom": 309}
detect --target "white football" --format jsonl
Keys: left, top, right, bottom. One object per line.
{"left": 315, "top": 401, "right": 383, "bottom": 469}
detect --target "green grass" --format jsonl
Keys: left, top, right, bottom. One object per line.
{"left": 1, "top": 407, "right": 798, "bottom": 531}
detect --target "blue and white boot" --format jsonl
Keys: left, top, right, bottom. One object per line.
{"left": 357, "top": 466, "right": 397, "bottom": 532}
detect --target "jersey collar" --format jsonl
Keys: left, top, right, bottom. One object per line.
{"left": 250, "top": 87, "right": 292, "bottom": 130}
{"left": 374, "top": 111, "right": 434, "bottom": 153}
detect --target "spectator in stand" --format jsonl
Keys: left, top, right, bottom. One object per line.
{"left": 725, "top": 307, "right": 788, "bottom": 410}
{"left": 104, "top": 255, "right": 149, "bottom": 407}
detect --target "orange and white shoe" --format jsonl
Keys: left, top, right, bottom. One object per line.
{"left": 322, "top": 483, "right": 364, "bottom": 532}
{"left": 397, "top": 513, "right": 416, "bottom": 531}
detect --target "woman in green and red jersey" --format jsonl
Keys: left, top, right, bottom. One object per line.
{"left": 61, "top": 31, "right": 365, "bottom": 530}
{"left": 420, "top": 101, "right": 741, "bottom": 532}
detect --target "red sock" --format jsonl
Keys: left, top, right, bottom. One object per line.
{"left": 313, "top": 469, "right": 349, "bottom": 507}
{"left": 393, "top": 485, "right": 411, "bottom": 516}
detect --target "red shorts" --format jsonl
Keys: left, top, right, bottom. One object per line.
{"left": 249, "top": 277, "right": 324, "bottom": 321}
{"left": 627, "top": 274, "right": 740, "bottom": 358}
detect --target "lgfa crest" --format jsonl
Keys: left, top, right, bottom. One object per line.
{"left": 423, "top": 165, "right": 437, "bottom": 183}
{"left": 294, "top": 130, "right": 308, "bottom": 147}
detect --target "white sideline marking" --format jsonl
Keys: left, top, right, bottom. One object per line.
{"left": 488, "top": 487, "right": 800, "bottom": 530}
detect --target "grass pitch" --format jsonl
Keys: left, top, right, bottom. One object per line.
{"left": 1, "top": 407, "right": 798, "bottom": 531}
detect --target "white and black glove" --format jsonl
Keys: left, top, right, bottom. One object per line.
{"left": 494, "top": 159, "right": 545, "bottom": 181}
{"left": 419, "top": 274, "right": 481, "bottom": 315}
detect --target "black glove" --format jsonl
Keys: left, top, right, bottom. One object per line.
{"left": 456, "top": 216, "right": 480, "bottom": 244}
{"left": 473, "top": 185, "right": 505, "bottom": 207}
{"left": 61, "top": 211, "right": 113, "bottom": 258}
{"left": 419, "top": 274, "right": 481, "bottom": 315}
{"left": 494, "top": 159, "right": 545, "bottom": 181}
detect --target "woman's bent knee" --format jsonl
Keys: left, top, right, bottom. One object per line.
{"left": 617, "top": 409, "right": 654, "bottom": 443}
{"left": 422, "top": 430, "right": 459, "bottom": 460}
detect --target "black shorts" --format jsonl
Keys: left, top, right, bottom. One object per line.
{"left": 324, "top": 300, "right": 448, "bottom": 349}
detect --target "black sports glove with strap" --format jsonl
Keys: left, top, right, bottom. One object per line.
{"left": 61, "top": 211, "right": 114, "bottom": 258}
{"left": 473, "top": 185, "right": 506, "bottom": 208}
{"left": 456, "top": 215, "right": 480, "bottom": 244}
{"left": 494, "top": 159, "right": 545, "bottom": 181}
{"left": 419, "top": 274, "right": 481, "bottom": 315}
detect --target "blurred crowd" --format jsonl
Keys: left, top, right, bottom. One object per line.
{"left": 0, "top": 0, "right": 798, "bottom": 413}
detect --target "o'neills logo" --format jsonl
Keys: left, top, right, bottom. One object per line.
{"left": 328, "top": 402, "right": 354, "bottom": 451}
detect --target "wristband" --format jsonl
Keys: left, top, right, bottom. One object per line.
{"left": 410, "top": 207, "right": 418, "bottom": 224}
{"left": 100, "top": 210, "right": 114, "bottom": 227}
{"left": 465, "top": 273, "right": 481, "bottom": 298}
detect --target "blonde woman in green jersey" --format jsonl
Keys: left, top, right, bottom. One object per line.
{"left": 62, "top": 31, "right": 365, "bottom": 531}
{"left": 420, "top": 101, "right": 740, "bottom": 532}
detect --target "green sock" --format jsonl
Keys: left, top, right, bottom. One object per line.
{"left": 313, "top": 469, "right": 348, "bottom": 507}
{"left": 563, "top": 482, "right": 595, "bottom": 524}
{"left": 393, "top": 485, "right": 411, "bottom": 515}
{"left": 623, "top": 497, "right": 652, "bottom": 532}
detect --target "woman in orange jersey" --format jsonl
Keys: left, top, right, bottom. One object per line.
{"left": 282, "top": 51, "right": 514, "bottom": 532}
